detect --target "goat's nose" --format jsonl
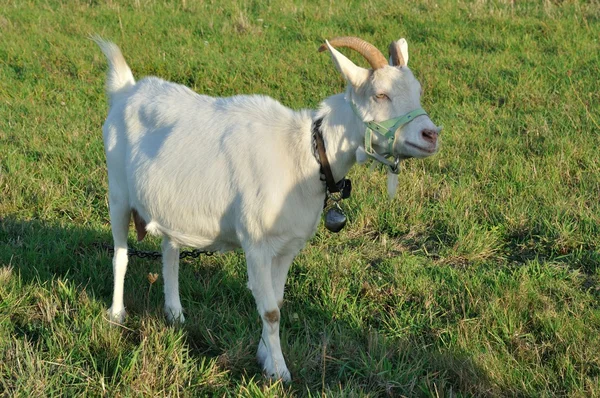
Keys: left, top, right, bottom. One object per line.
{"left": 421, "top": 129, "right": 438, "bottom": 144}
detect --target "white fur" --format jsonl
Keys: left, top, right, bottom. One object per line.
{"left": 93, "top": 36, "right": 440, "bottom": 382}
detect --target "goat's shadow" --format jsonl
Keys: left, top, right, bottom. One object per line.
{"left": 1, "top": 213, "right": 501, "bottom": 395}
{"left": 1, "top": 215, "right": 258, "bottom": 380}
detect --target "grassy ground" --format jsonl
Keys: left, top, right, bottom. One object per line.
{"left": 1, "top": 0, "right": 600, "bottom": 396}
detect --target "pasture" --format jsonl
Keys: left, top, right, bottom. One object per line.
{"left": 1, "top": 0, "right": 599, "bottom": 396}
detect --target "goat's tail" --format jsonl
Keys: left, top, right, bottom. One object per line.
{"left": 91, "top": 35, "right": 135, "bottom": 102}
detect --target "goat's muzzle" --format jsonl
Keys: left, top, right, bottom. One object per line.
{"left": 421, "top": 129, "right": 438, "bottom": 145}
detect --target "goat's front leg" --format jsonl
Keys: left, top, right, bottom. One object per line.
{"left": 271, "top": 252, "right": 296, "bottom": 309}
{"left": 162, "top": 237, "right": 184, "bottom": 323}
{"left": 256, "top": 252, "right": 296, "bottom": 377}
{"left": 246, "top": 249, "right": 291, "bottom": 382}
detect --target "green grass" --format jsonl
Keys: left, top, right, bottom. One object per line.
{"left": 1, "top": 0, "right": 599, "bottom": 396}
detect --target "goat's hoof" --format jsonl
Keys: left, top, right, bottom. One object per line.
{"left": 262, "top": 357, "right": 291, "bottom": 383}
{"left": 165, "top": 307, "right": 185, "bottom": 324}
{"left": 107, "top": 307, "right": 126, "bottom": 323}
{"left": 264, "top": 367, "right": 292, "bottom": 383}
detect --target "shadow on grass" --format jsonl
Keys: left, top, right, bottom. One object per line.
{"left": 1, "top": 216, "right": 116, "bottom": 293}
{"left": 2, "top": 215, "right": 502, "bottom": 396}
{"left": 503, "top": 222, "right": 600, "bottom": 275}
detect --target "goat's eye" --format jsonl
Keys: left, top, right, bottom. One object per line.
{"left": 375, "top": 93, "right": 390, "bottom": 101}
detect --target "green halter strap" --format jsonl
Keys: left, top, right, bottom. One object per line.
{"left": 349, "top": 100, "right": 427, "bottom": 172}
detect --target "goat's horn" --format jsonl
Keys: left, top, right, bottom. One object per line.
{"left": 318, "top": 37, "right": 388, "bottom": 70}
{"left": 388, "top": 41, "right": 406, "bottom": 67}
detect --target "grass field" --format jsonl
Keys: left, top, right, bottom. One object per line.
{"left": 1, "top": 0, "right": 600, "bottom": 396}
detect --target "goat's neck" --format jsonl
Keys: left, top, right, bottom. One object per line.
{"left": 315, "top": 93, "right": 365, "bottom": 183}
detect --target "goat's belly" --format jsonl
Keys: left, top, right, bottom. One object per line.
{"left": 142, "top": 217, "right": 241, "bottom": 252}
{"left": 131, "top": 193, "right": 323, "bottom": 255}
{"left": 139, "top": 213, "right": 321, "bottom": 255}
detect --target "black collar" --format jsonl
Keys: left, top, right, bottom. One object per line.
{"left": 311, "top": 118, "right": 352, "bottom": 199}
{"left": 312, "top": 118, "right": 339, "bottom": 194}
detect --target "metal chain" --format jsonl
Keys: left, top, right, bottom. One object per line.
{"left": 102, "top": 243, "right": 213, "bottom": 260}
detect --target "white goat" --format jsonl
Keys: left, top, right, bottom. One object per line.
{"left": 94, "top": 36, "right": 440, "bottom": 381}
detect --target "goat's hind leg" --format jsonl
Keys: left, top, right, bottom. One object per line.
{"left": 107, "top": 199, "right": 130, "bottom": 323}
{"left": 162, "top": 236, "right": 184, "bottom": 323}
{"left": 246, "top": 248, "right": 291, "bottom": 382}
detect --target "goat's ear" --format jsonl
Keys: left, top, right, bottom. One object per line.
{"left": 389, "top": 38, "right": 409, "bottom": 67}
{"left": 323, "top": 40, "right": 369, "bottom": 87}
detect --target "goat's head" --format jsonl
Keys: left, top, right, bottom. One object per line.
{"left": 320, "top": 37, "right": 441, "bottom": 160}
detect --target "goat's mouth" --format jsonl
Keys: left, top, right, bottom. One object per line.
{"left": 405, "top": 141, "right": 437, "bottom": 154}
